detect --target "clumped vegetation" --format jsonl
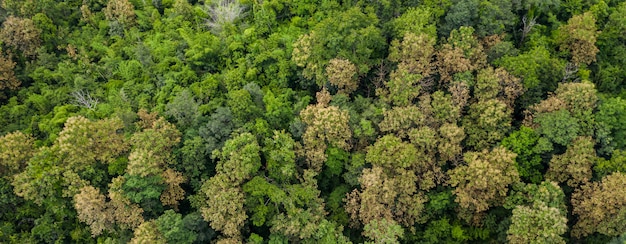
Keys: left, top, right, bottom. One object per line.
{"left": 1, "top": 0, "right": 626, "bottom": 243}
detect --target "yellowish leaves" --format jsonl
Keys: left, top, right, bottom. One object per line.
{"left": 0, "top": 131, "right": 34, "bottom": 176}
{"left": 127, "top": 149, "right": 162, "bottom": 177}
{"left": 381, "top": 32, "right": 436, "bottom": 106}
{"left": 389, "top": 32, "right": 436, "bottom": 77}
{"left": 546, "top": 136, "right": 597, "bottom": 188}
{"left": 0, "top": 16, "right": 41, "bottom": 57}
{"left": 129, "top": 220, "right": 166, "bottom": 244}
{"left": 56, "top": 116, "right": 128, "bottom": 167}
{"left": 300, "top": 95, "right": 352, "bottom": 172}
{"left": 160, "top": 168, "right": 186, "bottom": 209}
{"left": 136, "top": 109, "right": 159, "bottom": 130}
{"left": 475, "top": 67, "right": 524, "bottom": 108}
{"left": 507, "top": 203, "right": 567, "bottom": 244}
{"left": 346, "top": 166, "right": 427, "bottom": 229}
{"left": 557, "top": 12, "right": 599, "bottom": 65}
{"left": 326, "top": 58, "right": 359, "bottom": 95}
{"left": 74, "top": 186, "right": 114, "bottom": 236}
{"left": 436, "top": 27, "right": 486, "bottom": 83}
{"left": 292, "top": 33, "right": 316, "bottom": 80}
{"left": 108, "top": 176, "right": 145, "bottom": 230}
{"left": 0, "top": 53, "right": 20, "bottom": 90}
{"left": 571, "top": 172, "right": 626, "bottom": 237}
{"left": 449, "top": 147, "right": 519, "bottom": 221}
{"left": 104, "top": 0, "right": 136, "bottom": 26}
{"left": 199, "top": 174, "right": 247, "bottom": 239}
{"left": 379, "top": 106, "right": 423, "bottom": 137}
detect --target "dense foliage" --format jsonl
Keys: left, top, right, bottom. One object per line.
{"left": 1, "top": 0, "right": 626, "bottom": 243}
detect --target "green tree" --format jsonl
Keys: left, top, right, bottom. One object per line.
{"left": 501, "top": 126, "right": 547, "bottom": 183}
{"left": 292, "top": 7, "right": 385, "bottom": 85}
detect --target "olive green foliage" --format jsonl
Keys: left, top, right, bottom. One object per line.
{"left": 2, "top": 0, "right": 626, "bottom": 243}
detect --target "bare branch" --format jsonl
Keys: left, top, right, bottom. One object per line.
{"left": 203, "top": 0, "right": 246, "bottom": 34}
{"left": 71, "top": 90, "right": 99, "bottom": 110}
{"left": 562, "top": 62, "right": 580, "bottom": 82}
{"left": 520, "top": 15, "right": 537, "bottom": 44}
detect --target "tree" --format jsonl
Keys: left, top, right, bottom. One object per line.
{"left": 0, "top": 131, "right": 34, "bottom": 177}
{"left": 197, "top": 133, "right": 261, "bottom": 241}
{"left": 73, "top": 186, "right": 113, "bottom": 236}
{"left": 263, "top": 130, "right": 297, "bottom": 184}
{"left": 449, "top": 147, "right": 519, "bottom": 222}
{"left": 462, "top": 99, "right": 512, "bottom": 150}
{"left": 534, "top": 109, "right": 580, "bottom": 147}
{"left": 378, "top": 106, "right": 424, "bottom": 138}
{"left": 346, "top": 166, "right": 427, "bottom": 232}
{"left": 0, "top": 16, "right": 41, "bottom": 57}
{"left": 300, "top": 89, "right": 352, "bottom": 172}
{"left": 291, "top": 7, "right": 385, "bottom": 85}
{"left": 508, "top": 204, "right": 567, "bottom": 244}
{"left": 501, "top": 126, "right": 547, "bottom": 183}
{"left": 202, "top": 0, "right": 246, "bottom": 35}
{"left": 391, "top": 7, "right": 437, "bottom": 38}
{"left": 506, "top": 181, "right": 568, "bottom": 244}
{"left": 56, "top": 116, "right": 128, "bottom": 167}
{"left": 165, "top": 89, "right": 200, "bottom": 129}
{"left": 474, "top": 67, "right": 524, "bottom": 109}
{"left": 362, "top": 218, "right": 404, "bottom": 244}
{"left": 436, "top": 26, "right": 486, "bottom": 83}
{"left": 0, "top": 53, "right": 20, "bottom": 91}
{"left": 381, "top": 32, "right": 436, "bottom": 106}
{"left": 596, "top": 97, "right": 626, "bottom": 152}
{"left": 129, "top": 220, "right": 166, "bottom": 244}
{"left": 154, "top": 210, "right": 198, "bottom": 244}
{"left": 104, "top": 0, "right": 136, "bottom": 26}
{"left": 326, "top": 58, "right": 359, "bottom": 95}
{"left": 546, "top": 136, "right": 597, "bottom": 187}
{"left": 571, "top": 172, "right": 626, "bottom": 238}
{"left": 556, "top": 12, "right": 599, "bottom": 65}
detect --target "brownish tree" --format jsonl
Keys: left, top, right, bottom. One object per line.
{"left": 0, "top": 131, "right": 34, "bottom": 177}
{"left": 449, "top": 147, "right": 519, "bottom": 223}
{"left": 326, "top": 58, "right": 359, "bottom": 95}
{"left": 0, "top": 53, "right": 20, "bottom": 90}
{"left": 104, "top": 0, "right": 136, "bottom": 26}
{"left": 0, "top": 16, "right": 41, "bottom": 57}
{"left": 556, "top": 12, "right": 599, "bottom": 65}
{"left": 546, "top": 136, "right": 597, "bottom": 187}
{"left": 571, "top": 172, "right": 626, "bottom": 237}
{"left": 300, "top": 89, "right": 352, "bottom": 171}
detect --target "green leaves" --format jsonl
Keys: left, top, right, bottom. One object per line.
{"left": 501, "top": 126, "right": 545, "bottom": 183}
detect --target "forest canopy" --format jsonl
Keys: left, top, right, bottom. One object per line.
{"left": 1, "top": 0, "right": 626, "bottom": 243}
